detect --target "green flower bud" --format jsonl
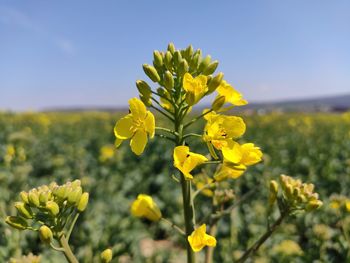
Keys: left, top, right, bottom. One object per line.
{"left": 142, "top": 64, "right": 160, "bottom": 83}
{"left": 55, "top": 185, "right": 67, "bottom": 200}
{"left": 173, "top": 51, "right": 182, "bottom": 67}
{"left": 100, "top": 248, "right": 113, "bottom": 263}
{"left": 5, "top": 216, "right": 28, "bottom": 230}
{"left": 140, "top": 94, "right": 152, "bottom": 107}
{"left": 306, "top": 200, "right": 323, "bottom": 211}
{"left": 136, "top": 80, "right": 152, "bottom": 97}
{"left": 285, "top": 184, "right": 293, "bottom": 198}
{"left": 157, "top": 87, "right": 166, "bottom": 97}
{"left": 270, "top": 180, "right": 279, "bottom": 195}
{"left": 167, "top": 42, "right": 175, "bottom": 54}
{"left": 164, "top": 51, "right": 173, "bottom": 71}
{"left": 77, "top": 192, "right": 89, "bottom": 212}
{"left": 68, "top": 187, "right": 83, "bottom": 205}
{"left": 198, "top": 55, "right": 211, "bottom": 73}
{"left": 71, "top": 179, "right": 81, "bottom": 189}
{"left": 14, "top": 202, "right": 33, "bottom": 219}
{"left": 39, "top": 191, "right": 50, "bottom": 205}
{"left": 46, "top": 201, "right": 60, "bottom": 216}
{"left": 19, "top": 191, "right": 29, "bottom": 204}
{"left": 177, "top": 59, "right": 189, "bottom": 76}
{"left": 28, "top": 190, "right": 40, "bottom": 207}
{"left": 202, "top": 60, "right": 219, "bottom": 75}
{"left": 49, "top": 182, "right": 58, "bottom": 190}
{"left": 164, "top": 71, "right": 174, "bottom": 90}
{"left": 39, "top": 225, "right": 53, "bottom": 244}
{"left": 153, "top": 50, "right": 163, "bottom": 67}
{"left": 189, "top": 51, "right": 201, "bottom": 71}
{"left": 211, "top": 96, "right": 226, "bottom": 111}
{"left": 207, "top": 72, "right": 224, "bottom": 93}
{"left": 293, "top": 187, "right": 300, "bottom": 197}
{"left": 184, "top": 45, "right": 194, "bottom": 60}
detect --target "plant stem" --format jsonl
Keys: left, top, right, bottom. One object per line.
{"left": 66, "top": 212, "right": 79, "bottom": 242}
{"left": 236, "top": 209, "right": 289, "bottom": 263}
{"left": 161, "top": 217, "right": 186, "bottom": 235}
{"left": 150, "top": 105, "right": 174, "bottom": 121}
{"left": 59, "top": 234, "right": 79, "bottom": 263}
{"left": 184, "top": 109, "right": 213, "bottom": 129}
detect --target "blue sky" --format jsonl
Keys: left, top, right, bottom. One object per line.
{"left": 1, "top": 0, "right": 349, "bottom": 111}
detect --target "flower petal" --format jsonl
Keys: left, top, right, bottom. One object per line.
{"left": 145, "top": 111, "right": 155, "bottom": 138}
{"left": 114, "top": 115, "right": 133, "bottom": 139}
{"left": 130, "top": 130, "right": 148, "bottom": 155}
{"left": 129, "top": 97, "right": 147, "bottom": 119}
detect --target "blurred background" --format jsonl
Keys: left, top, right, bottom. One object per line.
{"left": 1, "top": 1, "right": 350, "bottom": 262}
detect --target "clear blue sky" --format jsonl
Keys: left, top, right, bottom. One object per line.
{"left": 1, "top": 0, "right": 349, "bottom": 111}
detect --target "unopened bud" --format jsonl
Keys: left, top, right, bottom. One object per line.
{"left": 211, "top": 96, "right": 226, "bottom": 111}
{"left": 5, "top": 216, "right": 28, "bottom": 230}
{"left": 184, "top": 45, "right": 193, "bottom": 60}
{"left": 71, "top": 179, "right": 81, "bottom": 189}
{"left": 306, "top": 200, "right": 323, "bottom": 211}
{"left": 164, "top": 51, "right": 173, "bottom": 71}
{"left": 68, "top": 187, "right": 83, "bottom": 205}
{"left": 28, "top": 190, "right": 40, "bottom": 207}
{"left": 189, "top": 52, "right": 201, "bottom": 71}
{"left": 202, "top": 60, "right": 219, "bottom": 75}
{"left": 19, "top": 191, "right": 29, "bottom": 204}
{"left": 39, "top": 225, "right": 53, "bottom": 244}
{"left": 77, "top": 192, "right": 89, "bottom": 212}
{"left": 164, "top": 71, "right": 174, "bottom": 90}
{"left": 136, "top": 80, "right": 151, "bottom": 97}
{"left": 140, "top": 94, "right": 152, "bottom": 107}
{"left": 173, "top": 51, "right": 182, "bottom": 67}
{"left": 270, "top": 180, "right": 279, "bottom": 195}
{"left": 178, "top": 59, "right": 189, "bottom": 76}
{"left": 100, "top": 248, "right": 113, "bottom": 263}
{"left": 14, "top": 202, "right": 33, "bottom": 219}
{"left": 54, "top": 185, "right": 67, "bottom": 200}
{"left": 153, "top": 50, "right": 163, "bottom": 67}
{"left": 207, "top": 72, "right": 224, "bottom": 93}
{"left": 46, "top": 201, "right": 60, "bottom": 216}
{"left": 142, "top": 64, "right": 160, "bottom": 83}
{"left": 198, "top": 55, "right": 211, "bottom": 73}
{"left": 167, "top": 42, "right": 175, "bottom": 54}
{"left": 39, "top": 191, "right": 50, "bottom": 205}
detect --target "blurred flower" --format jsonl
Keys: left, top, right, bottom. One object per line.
{"left": 131, "top": 194, "right": 162, "bottom": 221}
{"left": 114, "top": 98, "right": 155, "bottom": 155}
{"left": 188, "top": 224, "right": 216, "bottom": 252}
{"left": 99, "top": 145, "right": 115, "bottom": 162}
{"left": 272, "top": 240, "right": 303, "bottom": 256}
{"left": 173, "top": 146, "right": 208, "bottom": 180}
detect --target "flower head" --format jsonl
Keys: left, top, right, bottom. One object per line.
{"left": 183, "top": 73, "right": 208, "bottom": 105}
{"left": 188, "top": 224, "right": 216, "bottom": 252}
{"left": 130, "top": 194, "right": 162, "bottom": 221}
{"left": 216, "top": 80, "right": 247, "bottom": 107}
{"left": 203, "top": 112, "right": 246, "bottom": 150}
{"left": 173, "top": 146, "right": 208, "bottom": 180}
{"left": 114, "top": 98, "right": 155, "bottom": 155}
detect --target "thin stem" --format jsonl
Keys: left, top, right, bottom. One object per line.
{"left": 192, "top": 181, "right": 216, "bottom": 200}
{"left": 50, "top": 242, "right": 65, "bottom": 252}
{"left": 183, "top": 133, "right": 203, "bottom": 140}
{"left": 161, "top": 217, "right": 186, "bottom": 235}
{"left": 155, "top": 126, "right": 178, "bottom": 136}
{"left": 202, "top": 161, "right": 222, "bottom": 165}
{"left": 155, "top": 133, "right": 176, "bottom": 142}
{"left": 58, "top": 234, "right": 79, "bottom": 263}
{"left": 151, "top": 97, "right": 174, "bottom": 115}
{"left": 184, "top": 109, "right": 213, "bottom": 129}
{"left": 150, "top": 105, "right": 175, "bottom": 121}
{"left": 236, "top": 209, "right": 290, "bottom": 263}
{"left": 66, "top": 212, "right": 80, "bottom": 242}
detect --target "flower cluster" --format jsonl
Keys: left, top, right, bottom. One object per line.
{"left": 6, "top": 180, "right": 89, "bottom": 240}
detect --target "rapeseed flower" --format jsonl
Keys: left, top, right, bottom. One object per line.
{"left": 188, "top": 224, "right": 216, "bottom": 252}
{"left": 130, "top": 194, "right": 162, "bottom": 221}
{"left": 183, "top": 73, "right": 208, "bottom": 105}
{"left": 114, "top": 98, "right": 155, "bottom": 155}
{"left": 216, "top": 80, "right": 247, "bottom": 107}
{"left": 173, "top": 146, "right": 208, "bottom": 180}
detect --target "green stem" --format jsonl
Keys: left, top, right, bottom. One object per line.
{"left": 184, "top": 109, "right": 213, "bottom": 129}
{"left": 161, "top": 217, "right": 186, "bottom": 235}
{"left": 66, "top": 212, "right": 79, "bottom": 242}
{"left": 59, "top": 234, "right": 79, "bottom": 263}
{"left": 151, "top": 105, "right": 175, "bottom": 121}
{"left": 183, "top": 133, "right": 203, "bottom": 140}
{"left": 155, "top": 126, "right": 177, "bottom": 136}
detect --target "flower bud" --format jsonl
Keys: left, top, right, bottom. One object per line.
{"left": 211, "top": 96, "right": 226, "bottom": 111}
{"left": 14, "top": 202, "right": 33, "bottom": 219}
{"left": 157, "top": 87, "right": 166, "bottom": 97}
{"left": 5, "top": 216, "right": 28, "bottom": 230}
{"left": 28, "top": 190, "right": 40, "bottom": 207}
{"left": 178, "top": 59, "right": 189, "bottom": 76}
{"left": 164, "top": 51, "right": 173, "bottom": 71}
{"left": 202, "top": 60, "right": 219, "bottom": 75}
{"left": 100, "top": 248, "right": 113, "bottom": 263}
{"left": 39, "top": 225, "right": 53, "bottom": 244}
{"left": 153, "top": 50, "right": 163, "bottom": 67}
{"left": 140, "top": 94, "right": 152, "bottom": 107}
{"left": 189, "top": 52, "right": 201, "bottom": 71}
{"left": 131, "top": 194, "right": 162, "bottom": 221}
{"left": 54, "top": 185, "right": 67, "bottom": 200}
{"left": 270, "top": 180, "right": 279, "bottom": 195}
{"left": 46, "top": 201, "right": 60, "bottom": 216}
{"left": 136, "top": 80, "right": 151, "bottom": 97}
{"left": 207, "top": 72, "right": 224, "bottom": 94}
{"left": 173, "top": 51, "right": 182, "bottom": 67}
{"left": 142, "top": 64, "right": 160, "bottom": 83}
{"left": 71, "top": 179, "right": 81, "bottom": 189}
{"left": 306, "top": 200, "right": 323, "bottom": 211}
{"left": 19, "top": 191, "right": 29, "bottom": 204}
{"left": 68, "top": 187, "right": 83, "bottom": 205}
{"left": 164, "top": 71, "right": 174, "bottom": 90}
{"left": 198, "top": 55, "right": 211, "bottom": 73}
{"left": 39, "top": 191, "right": 50, "bottom": 205}
{"left": 167, "top": 42, "right": 175, "bottom": 54}
{"left": 184, "top": 45, "right": 194, "bottom": 60}
{"left": 77, "top": 192, "right": 89, "bottom": 212}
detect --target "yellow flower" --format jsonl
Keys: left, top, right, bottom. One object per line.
{"left": 214, "top": 142, "right": 262, "bottom": 181}
{"left": 130, "top": 194, "right": 162, "bottom": 221}
{"left": 188, "top": 224, "right": 216, "bottom": 252}
{"left": 216, "top": 80, "right": 247, "bottom": 107}
{"left": 114, "top": 98, "right": 155, "bottom": 155}
{"left": 183, "top": 73, "right": 208, "bottom": 105}
{"left": 99, "top": 145, "right": 115, "bottom": 162}
{"left": 203, "top": 112, "right": 246, "bottom": 150}
{"left": 173, "top": 146, "right": 208, "bottom": 180}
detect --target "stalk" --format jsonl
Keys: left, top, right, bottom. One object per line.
{"left": 59, "top": 235, "right": 79, "bottom": 263}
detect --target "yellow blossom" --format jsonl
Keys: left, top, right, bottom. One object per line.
{"left": 99, "top": 145, "right": 115, "bottom": 162}
{"left": 114, "top": 98, "right": 155, "bottom": 155}
{"left": 173, "top": 146, "right": 208, "bottom": 180}
{"left": 203, "top": 112, "right": 246, "bottom": 150}
{"left": 346, "top": 200, "right": 350, "bottom": 212}
{"left": 216, "top": 80, "right": 247, "bottom": 107}
{"left": 130, "top": 194, "right": 162, "bottom": 221}
{"left": 188, "top": 224, "right": 216, "bottom": 252}
{"left": 183, "top": 73, "right": 208, "bottom": 105}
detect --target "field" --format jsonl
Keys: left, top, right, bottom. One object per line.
{"left": 1, "top": 111, "right": 350, "bottom": 262}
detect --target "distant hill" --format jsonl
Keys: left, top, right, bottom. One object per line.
{"left": 42, "top": 93, "right": 350, "bottom": 113}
